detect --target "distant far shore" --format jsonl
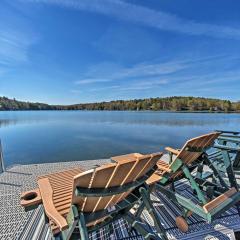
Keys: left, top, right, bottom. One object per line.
{"left": 0, "top": 96, "right": 240, "bottom": 112}
{"left": 0, "top": 109, "right": 240, "bottom": 114}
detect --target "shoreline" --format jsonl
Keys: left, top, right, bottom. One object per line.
{"left": 1, "top": 96, "right": 239, "bottom": 112}
{"left": 0, "top": 109, "right": 240, "bottom": 113}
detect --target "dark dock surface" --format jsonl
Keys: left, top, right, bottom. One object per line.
{"left": 0, "top": 157, "right": 239, "bottom": 240}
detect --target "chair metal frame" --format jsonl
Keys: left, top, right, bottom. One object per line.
{"left": 149, "top": 133, "right": 240, "bottom": 231}
{"left": 207, "top": 130, "right": 240, "bottom": 191}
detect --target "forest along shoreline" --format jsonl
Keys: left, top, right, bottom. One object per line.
{"left": 0, "top": 96, "right": 240, "bottom": 112}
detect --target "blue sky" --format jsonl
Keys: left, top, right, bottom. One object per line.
{"left": 0, "top": 0, "right": 240, "bottom": 104}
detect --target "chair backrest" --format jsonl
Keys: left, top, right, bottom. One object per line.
{"left": 172, "top": 132, "right": 220, "bottom": 167}
{"left": 164, "top": 132, "right": 220, "bottom": 181}
{"left": 71, "top": 152, "right": 162, "bottom": 213}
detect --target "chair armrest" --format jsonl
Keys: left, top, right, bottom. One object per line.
{"left": 215, "top": 130, "right": 240, "bottom": 135}
{"left": 20, "top": 189, "right": 42, "bottom": 208}
{"left": 219, "top": 134, "right": 240, "bottom": 139}
{"left": 203, "top": 188, "right": 237, "bottom": 213}
{"left": 218, "top": 136, "right": 240, "bottom": 144}
{"left": 38, "top": 178, "right": 68, "bottom": 230}
{"left": 165, "top": 147, "right": 180, "bottom": 156}
{"left": 157, "top": 165, "right": 172, "bottom": 173}
{"left": 213, "top": 143, "right": 240, "bottom": 152}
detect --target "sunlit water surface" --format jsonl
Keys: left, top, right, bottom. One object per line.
{"left": 0, "top": 111, "right": 239, "bottom": 167}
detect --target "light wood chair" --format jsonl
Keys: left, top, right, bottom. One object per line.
{"left": 21, "top": 152, "right": 168, "bottom": 240}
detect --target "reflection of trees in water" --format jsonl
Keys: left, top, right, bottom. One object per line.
{"left": 0, "top": 112, "right": 240, "bottom": 128}
{"left": 87, "top": 119, "right": 234, "bottom": 126}
{"left": 71, "top": 115, "right": 239, "bottom": 127}
{"left": 0, "top": 118, "right": 45, "bottom": 128}
{"left": 0, "top": 119, "right": 18, "bottom": 128}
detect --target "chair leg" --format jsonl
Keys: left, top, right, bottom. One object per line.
{"left": 139, "top": 186, "right": 168, "bottom": 240}
{"left": 221, "top": 150, "right": 239, "bottom": 191}
{"left": 54, "top": 205, "right": 79, "bottom": 240}
{"left": 237, "top": 203, "right": 240, "bottom": 217}
{"left": 233, "top": 151, "right": 240, "bottom": 168}
{"left": 182, "top": 165, "right": 207, "bottom": 204}
{"left": 127, "top": 201, "right": 145, "bottom": 233}
{"left": 135, "top": 201, "right": 145, "bottom": 218}
{"left": 196, "top": 162, "right": 203, "bottom": 179}
{"left": 170, "top": 182, "right": 175, "bottom": 192}
{"left": 203, "top": 154, "right": 228, "bottom": 189}
{"left": 53, "top": 234, "right": 61, "bottom": 240}
{"left": 124, "top": 212, "right": 162, "bottom": 240}
{"left": 78, "top": 212, "right": 89, "bottom": 240}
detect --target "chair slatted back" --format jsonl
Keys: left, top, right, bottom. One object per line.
{"left": 175, "top": 132, "right": 220, "bottom": 166}
{"left": 109, "top": 153, "right": 162, "bottom": 210}
{"left": 85, "top": 161, "right": 136, "bottom": 212}
{"left": 71, "top": 153, "right": 162, "bottom": 213}
{"left": 169, "top": 132, "right": 220, "bottom": 179}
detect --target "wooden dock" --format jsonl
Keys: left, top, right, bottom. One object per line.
{"left": 0, "top": 157, "right": 239, "bottom": 240}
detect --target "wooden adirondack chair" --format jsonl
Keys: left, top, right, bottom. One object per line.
{"left": 112, "top": 132, "right": 240, "bottom": 233}
{"left": 207, "top": 130, "right": 240, "bottom": 190}
{"left": 21, "top": 152, "right": 168, "bottom": 240}
{"left": 215, "top": 130, "right": 240, "bottom": 169}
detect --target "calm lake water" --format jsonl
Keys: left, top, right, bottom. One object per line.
{"left": 0, "top": 111, "right": 239, "bottom": 167}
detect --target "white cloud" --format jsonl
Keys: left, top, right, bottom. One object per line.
{"left": 75, "top": 60, "right": 187, "bottom": 85}
{"left": 75, "top": 78, "right": 112, "bottom": 85}
{"left": 23, "top": 0, "right": 240, "bottom": 39}
{"left": 123, "top": 79, "right": 168, "bottom": 91}
{"left": 74, "top": 62, "right": 240, "bottom": 94}
{"left": 0, "top": 1, "right": 39, "bottom": 69}
{"left": 89, "top": 85, "right": 120, "bottom": 92}
{"left": 116, "top": 62, "right": 187, "bottom": 78}
{"left": 87, "top": 79, "right": 168, "bottom": 92}
{"left": 0, "top": 28, "right": 37, "bottom": 66}
{"left": 70, "top": 89, "right": 82, "bottom": 94}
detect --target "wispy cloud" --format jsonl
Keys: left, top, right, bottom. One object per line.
{"left": 73, "top": 54, "right": 239, "bottom": 96}
{"left": 0, "top": 3, "right": 38, "bottom": 68}
{"left": 0, "top": 29, "right": 35, "bottom": 65}
{"left": 72, "top": 57, "right": 240, "bottom": 96}
{"left": 89, "top": 85, "right": 120, "bottom": 92}
{"left": 70, "top": 89, "right": 82, "bottom": 94}
{"left": 75, "top": 60, "right": 187, "bottom": 85}
{"left": 23, "top": 0, "right": 240, "bottom": 39}
{"left": 87, "top": 79, "right": 168, "bottom": 92}
{"left": 74, "top": 54, "right": 233, "bottom": 86}
{"left": 117, "top": 78, "right": 168, "bottom": 92}
{"left": 116, "top": 61, "right": 187, "bottom": 78}
{"left": 75, "top": 78, "right": 112, "bottom": 85}
{"left": 175, "top": 70, "right": 240, "bottom": 87}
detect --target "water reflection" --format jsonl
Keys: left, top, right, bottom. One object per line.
{"left": 0, "top": 111, "right": 239, "bottom": 167}
{"left": 0, "top": 111, "right": 239, "bottom": 127}
{"left": 0, "top": 119, "right": 18, "bottom": 128}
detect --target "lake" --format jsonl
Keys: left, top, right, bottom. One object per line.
{"left": 0, "top": 111, "right": 239, "bottom": 167}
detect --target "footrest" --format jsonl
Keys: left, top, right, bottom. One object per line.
{"left": 203, "top": 188, "right": 240, "bottom": 218}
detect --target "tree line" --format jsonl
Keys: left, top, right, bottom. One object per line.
{"left": 0, "top": 97, "right": 56, "bottom": 110}
{"left": 1, "top": 96, "right": 240, "bottom": 112}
